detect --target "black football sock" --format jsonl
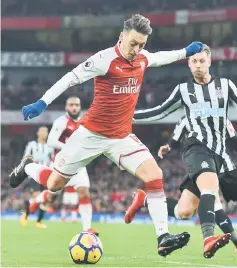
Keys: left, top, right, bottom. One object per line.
{"left": 166, "top": 198, "right": 178, "bottom": 217}
{"left": 37, "top": 208, "right": 45, "bottom": 223}
{"left": 198, "top": 193, "right": 215, "bottom": 240}
{"left": 215, "top": 208, "right": 237, "bottom": 246}
{"left": 24, "top": 200, "right": 30, "bottom": 219}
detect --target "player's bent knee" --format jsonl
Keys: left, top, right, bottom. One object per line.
{"left": 178, "top": 207, "right": 195, "bottom": 219}
{"left": 135, "top": 158, "right": 163, "bottom": 182}
{"left": 47, "top": 172, "right": 68, "bottom": 192}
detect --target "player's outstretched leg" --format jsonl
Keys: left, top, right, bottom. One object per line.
{"left": 9, "top": 155, "right": 54, "bottom": 189}
{"left": 9, "top": 155, "right": 34, "bottom": 188}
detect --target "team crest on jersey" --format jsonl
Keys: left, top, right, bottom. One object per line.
{"left": 58, "top": 158, "right": 65, "bottom": 167}
{"left": 140, "top": 61, "right": 145, "bottom": 71}
{"left": 216, "top": 87, "right": 223, "bottom": 99}
{"left": 83, "top": 59, "right": 94, "bottom": 71}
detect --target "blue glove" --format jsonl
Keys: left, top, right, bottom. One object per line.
{"left": 22, "top": 100, "right": 47, "bottom": 121}
{"left": 185, "top": 42, "right": 203, "bottom": 57}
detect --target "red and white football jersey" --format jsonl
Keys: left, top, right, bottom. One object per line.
{"left": 48, "top": 114, "right": 80, "bottom": 158}
{"left": 42, "top": 43, "right": 186, "bottom": 139}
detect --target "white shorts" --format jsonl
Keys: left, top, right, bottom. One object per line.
{"left": 65, "top": 167, "right": 90, "bottom": 189}
{"left": 62, "top": 192, "right": 79, "bottom": 206}
{"left": 54, "top": 125, "right": 153, "bottom": 178}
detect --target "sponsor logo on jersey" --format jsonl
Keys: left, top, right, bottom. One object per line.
{"left": 190, "top": 102, "right": 225, "bottom": 118}
{"left": 113, "top": 77, "right": 140, "bottom": 94}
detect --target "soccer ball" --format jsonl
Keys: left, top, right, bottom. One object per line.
{"left": 68, "top": 232, "right": 103, "bottom": 264}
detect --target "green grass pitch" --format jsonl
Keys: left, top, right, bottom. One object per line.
{"left": 1, "top": 220, "right": 236, "bottom": 267}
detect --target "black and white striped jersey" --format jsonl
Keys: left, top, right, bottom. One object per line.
{"left": 135, "top": 76, "right": 237, "bottom": 158}
{"left": 169, "top": 116, "right": 236, "bottom": 173}
{"left": 23, "top": 141, "right": 54, "bottom": 166}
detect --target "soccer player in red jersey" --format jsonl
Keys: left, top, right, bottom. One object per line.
{"left": 11, "top": 14, "right": 203, "bottom": 256}
{"left": 47, "top": 96, "right": 98, "bottom": 234}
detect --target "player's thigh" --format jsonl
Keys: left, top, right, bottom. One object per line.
{"left": 54, "top": 126, "right": 103, "bottom": 179}
{"left": 105, "top": 133, "right": 162, "bottom": 181}
{"left": 178, "top": 189, "right": 200, "bottom": 218}
{"left": 182, "top": 144, "right": 218, "bottom": 188}
{"left": 65, "top": 168, "right": 90, "bottom": 189}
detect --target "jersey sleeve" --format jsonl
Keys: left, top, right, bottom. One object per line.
{"left": 134, "top": 85, "right": 182, "bottom": 122}
{"left": 41, "top": 51, "right": 110, "bottom": 105}
{"left": 72, "top": 51, "right": 110, "bottom": 83}
{"left": 229, "top": 79, "right": 237, "bottom": 104}
{"left": 142, "top": 49, "right": 186, "bottom": 68}
{"left": 47, "top": 118, "right": 67, "bottom": 150}
{"left": 23, "top": 141, "right": 33, "bottom": 157}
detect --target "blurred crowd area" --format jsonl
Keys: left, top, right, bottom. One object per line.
{"left": 2, "top": 22, "right": 237, "bottom": 52}
{"left": 1, "top": 125, "right": 237, "bottom": 214}
{"left": 2, "top": 0, "right": 236, "bottom": 17}
{"left": 2, "top": 61, "right": 237, "bottom": 110}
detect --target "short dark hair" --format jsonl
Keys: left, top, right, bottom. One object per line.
{"left": 123, "top": 14, "right": 152, "bottom": 35}
{"left": 66, "top": 96, "right": 81, "bottom": 103}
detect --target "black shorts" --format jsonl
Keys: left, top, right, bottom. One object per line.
{"left": 179, "top": 175, "right": 201, "bottom": 198}
{"left": 182, "top": 143, "right": 223, "bottom": 181}
{"left": 219, "top": 169, "right": 237, "bottom": 202}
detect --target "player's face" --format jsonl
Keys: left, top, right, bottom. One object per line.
{"left": 120, "top": 30, "right": 148, "bottom": 61}
{"left": 37, "top": 127, "right": 48, "bottom": 140}
{"left": 66, "top": 99, "right": 81, "bottom": 119}
{"left": 188, "top": 52, "right": 211, "bottom": 79}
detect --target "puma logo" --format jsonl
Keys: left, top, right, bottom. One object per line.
{"left": 219, "top": 219, "right": 228, "bottom": 226}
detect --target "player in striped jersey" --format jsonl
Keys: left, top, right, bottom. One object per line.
{"left": 125, "top": 117, "right": 237, "bottom": 252}
{"left": 134, "top": 45, "right": 237, "bottom": 258}
{"left": 20, "top": 126, "right": 55, "bottom": 228}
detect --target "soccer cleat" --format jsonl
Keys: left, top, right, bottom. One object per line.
{"left": 20, "top": 212, "right": 28, "bottom": 227}
{"left": 124, "top": 189, "right": 146, "bottom": 224}
{"left": 158, "top": 232, "right": 190, "bottom": 257}
{"left": 9, "top": 155, "right": 34, "bottom": 188}
{"left": 203, "top": 233, "right": 231, "bottom": 258}
{"left": 36, "top": 222, "right": 47, "bottom": 229}
{"left": 86, "top": 228, "right": 100, "bottom": 237}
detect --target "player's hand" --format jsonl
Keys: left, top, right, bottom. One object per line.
{"left": 158, "top": 144, "right": 171, "bottom": 159}
{"left": 22, "top": 100, "right": 47, "bottom": 121}
{"left": 185, "top": 42, "right": 203, "bottom": 57}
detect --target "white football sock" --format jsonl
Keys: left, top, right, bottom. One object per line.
{"left": 147, "top": 192, "right": 169, "bottom": 237}
{"left": 25, "top": 163, "right": 48, "bottom": 184}
{"left": 71, "top": 210, "right": 78, "bottom": 222}
{"left": 61, "top": 209, "right": 66, "bottom": 220}
{"left": 79, "top": 203, "right": 92, "bottom": 230}
{"left": 174, "top": 204, "right": 182, "bottom": 219}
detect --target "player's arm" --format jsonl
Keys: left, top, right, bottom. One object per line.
{"left": 146, "top": 42, "right": 203, "bottom": 67}
{"left": 229, "top": 79, "right": 237, "bottom": 104}
{"left": 23, "top": 141, "right": 33, "bottom": 157}
{"left": 158, "top": 117, "right": 186, "bottom": 158}
{"left": 47, "top": 119, "right": 66, "bottom": 150}
{"left": 22, "top": 52, "right": 108, "bottom": 121}
{"left": 226, "top": 119, "right": 237, "bottom": 149}
{"left": 134, "top": 84, "right": 182, "bottom": 122}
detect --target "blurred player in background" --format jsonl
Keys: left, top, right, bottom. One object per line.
{"left": 11, "top": 14, "right": 203, "bottom": 256}
{"left": 20, "top": 126, "right": 54, "bottom": 228}
{"left": 47, "top": 97, "right": 98, "bottom": 234}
